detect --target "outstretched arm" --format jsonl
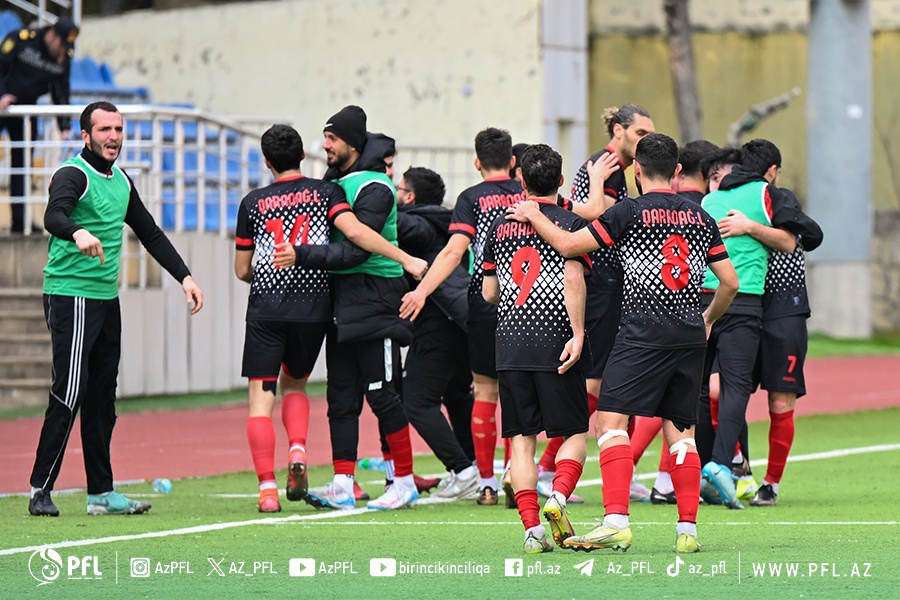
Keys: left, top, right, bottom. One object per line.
{"left": 399, "top": 233, "right": 469, "bottom": 320}
{"left": 507, "top": 201, "right": 600, "bottom": 257}
{"left": 717, "top": 209, "right": 796, "bottom": 253}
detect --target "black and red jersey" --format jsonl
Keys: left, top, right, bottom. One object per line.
{"left": 483, "top": 202, "right": 591, "bottom": 371}
{"left": 570, "top": 146, "right": 628, "bottom": 295}
{"left": 449, "top": 176, "right": 525, "bottom": 321}
{"left": 588, "top": 190, "right": 728, "bottom": 348}
{"left": 235, "top": 175, "right": 350, "bottom": 322}
{"left": 762, "top": 189, "right": 818, "bottom": 320}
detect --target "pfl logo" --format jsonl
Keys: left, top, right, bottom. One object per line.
{"left": 28, "top": 548, "right": 63, "bottom": 586}
{"left": 28, "top": 548, "right": 102, "bottom": 586}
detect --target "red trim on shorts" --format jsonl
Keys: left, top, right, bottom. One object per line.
{"left": 249, "top": 377, "right": 278, "bottom": 382}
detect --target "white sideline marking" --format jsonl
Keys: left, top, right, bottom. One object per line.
{"left": 3, "top": 442, "right": 898, "bottom": 557}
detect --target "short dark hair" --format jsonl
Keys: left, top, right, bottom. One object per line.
{"left": 402, "top": 167, "right": 445, "bottom": 206}
{"left": 520, "top": 143, "right": 562, "bottom": 197}
{"left": 678, "top": 140, "right": 719, "bottom": 178}
{"left": 80, "top": 101, "right": 119, "bottom": 133}
{"left": 701, "top": 147, "right": 742, "bottom": 180}
{"left": 474, "top": 127, "right": 513, "bottom": 171}
{"left": 634, "top": 133, "right": 678, "bottom": 181}
{"left": 741, "top": 138, "right": 782, "bottom": 176}
{"left": 510, "top": 142, "right": 529, "bottom": 178}
{"left": 261, "top": 124, "right": 303, "bottom": 172}
{"left": 602, "top": 103, "right": 651, "bottom": 138}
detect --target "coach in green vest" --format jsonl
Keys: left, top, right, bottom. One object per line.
{"left": 28, "top": 101, "right": 203, "bottom": 518}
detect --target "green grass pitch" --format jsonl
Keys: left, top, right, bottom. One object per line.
{"left": 2, "top": 408, "right": 898, "bottom": 599}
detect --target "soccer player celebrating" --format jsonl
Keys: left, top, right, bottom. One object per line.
{"left": 509, "top": 133, "right": 739, "bottom": 553}
{"left": 482, "top": 144, "right": 590, "bottom": 553}
{"left": 536, "top": 104, "right": 656, "bottom": 504}
{"left": 254, "top": 121, "right": 424, "bottom": 513}
{"left": 400, "top": 128, "right": 523, "bottom": 505}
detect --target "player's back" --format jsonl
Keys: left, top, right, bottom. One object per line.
{"left": 599, "top": 191, "right": 724, "bottom": 348}
{"left": 450, "top": 177, "right": 525, "bottom": 320}
{"left": 235, "top": 175, "right": 344, "bottom": 323}
{"left": 484, "top": 201, "right": 589, "bottom": 370}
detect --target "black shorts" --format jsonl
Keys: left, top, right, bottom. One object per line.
{"left": 499, "top": 369, "right": 589, "bottom": 438}
{"left": 584, "top": 292, "right": 622, "bottom": 379}
{"left": 467, "top": 318, "right": 497, "bottom": 379}
{"left": 755, "top": 315, "right": 807, "bottom": 397}
{"left": 598, "top": 343, "right": 706, "bottom": 429}
{"left": 241, "top": 320, "right": 328, "bottom": 380}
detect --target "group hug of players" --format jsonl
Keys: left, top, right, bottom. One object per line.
{"left": 235, "top": 103, "right": 822, "bottom": 555}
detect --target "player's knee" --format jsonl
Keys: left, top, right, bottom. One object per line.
{"left": 669, "top": 438, "right": 696, "bottom": 465}
{"left": 768, "top": 391, "right": 796, "bottom": 413}
{"left": 597, "top": 428, "right": 629, "bottom": 448}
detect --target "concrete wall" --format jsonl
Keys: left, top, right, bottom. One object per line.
{"left": 79, "top": 0, "right": 546, "bottom": 158}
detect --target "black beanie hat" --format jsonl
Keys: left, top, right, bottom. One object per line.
{"left": 323, "top": 105, "right": 367, "bottom": 151}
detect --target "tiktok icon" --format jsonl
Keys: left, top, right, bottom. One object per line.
{"left": 667, "top": 555, "right": 685, "bottom": 577}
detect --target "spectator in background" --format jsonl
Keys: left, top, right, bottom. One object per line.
{"left": 0, "top": 17, "right": 78, "bottom": 233}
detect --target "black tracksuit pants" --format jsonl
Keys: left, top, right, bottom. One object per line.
{"left": 31, "top": 295, "right": 121, "bottom": 495}
{"left": 325, "top": 328, "right": 409, "bottom": 463}
{"left": 400, "top": 318, "right": 475, "bottom": 473}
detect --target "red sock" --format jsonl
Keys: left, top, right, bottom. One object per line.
{"left": 587, "top": 393, "right": 599, "bottom": 413}
{"left": 504, "top": 438, "right": 511, "bottom": 466}
{"left": 515, "top": 489, "right": 541, "bottom": 530}
{"left": 385, "top": 426, "right": 413, "bottom": 477}
{"left": 710, "top": 394, "right": 719, "bottom": 430}
{"left": 631, "top": 416, "right": 662, "bottom": 464}
{"left": 247, "top": 416, "right": 276, "bottom": 484}
{"left": 334, "top": 459, "right": 355, "bottom": 476}
{"left": 472, "top": 400, "right": 498, "bottom": 479}
{"left": 766, "top": 410, "right": 795, "bottom": 484}
{"left": 669, "top": 450, "right": 701, "bottom": 523}
{"left": 552, "top": 458, "right": 583, "bottom": 499}
{"left": 539, "top": 437, "right": 563, "bottom": 471}
{"left": 281, "top": 392, "right": 309, "bottom": 448}
{"left": 599, "top": 444, "right": 632, "bottom": 516}
{"left": 658, "top": 438, "right": 670, "bottom": 472}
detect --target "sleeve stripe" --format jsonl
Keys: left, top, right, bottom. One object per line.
{"left": 762, "top": 187, "right": 774, "bottom": 225}
{"left": 482, "top": 261, "right": 496, "bottom": 271}
{"left": 328, "top": 202, "right": 352, "bottom": 219}
{"left": 590, "top": 220, "right": 615, "bottom": 246}
{"left": 449, "top": 222, "right": 476, "bottom": 237}
{"left": 707, "top": 243, "right": 728, "bottom": 262}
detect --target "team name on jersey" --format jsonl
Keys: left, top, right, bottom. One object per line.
{"left": 642, "top": 207, "right": 706, "bottom": 227}
{"left": 495, "top": 221, "right": 536, "bottom": 240}
{"left": 478, "top": 191, "right": 525, "bottom": 212}
{"left": 257, "top": 189, "right": 322, "bottom": 214}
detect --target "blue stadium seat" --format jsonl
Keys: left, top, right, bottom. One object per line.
{"left": 0, "top": 11, "right": 22, "bottom": 39}
{"left": 161, "top": 187, "right": 241, "bottom": 232}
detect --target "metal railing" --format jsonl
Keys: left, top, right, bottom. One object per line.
{"left": 1, "top": 104, "right": 480, "bottom": 288}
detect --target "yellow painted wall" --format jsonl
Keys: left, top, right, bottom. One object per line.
{"left": 590, "top": 29, "right": 899, "bottom": 212}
